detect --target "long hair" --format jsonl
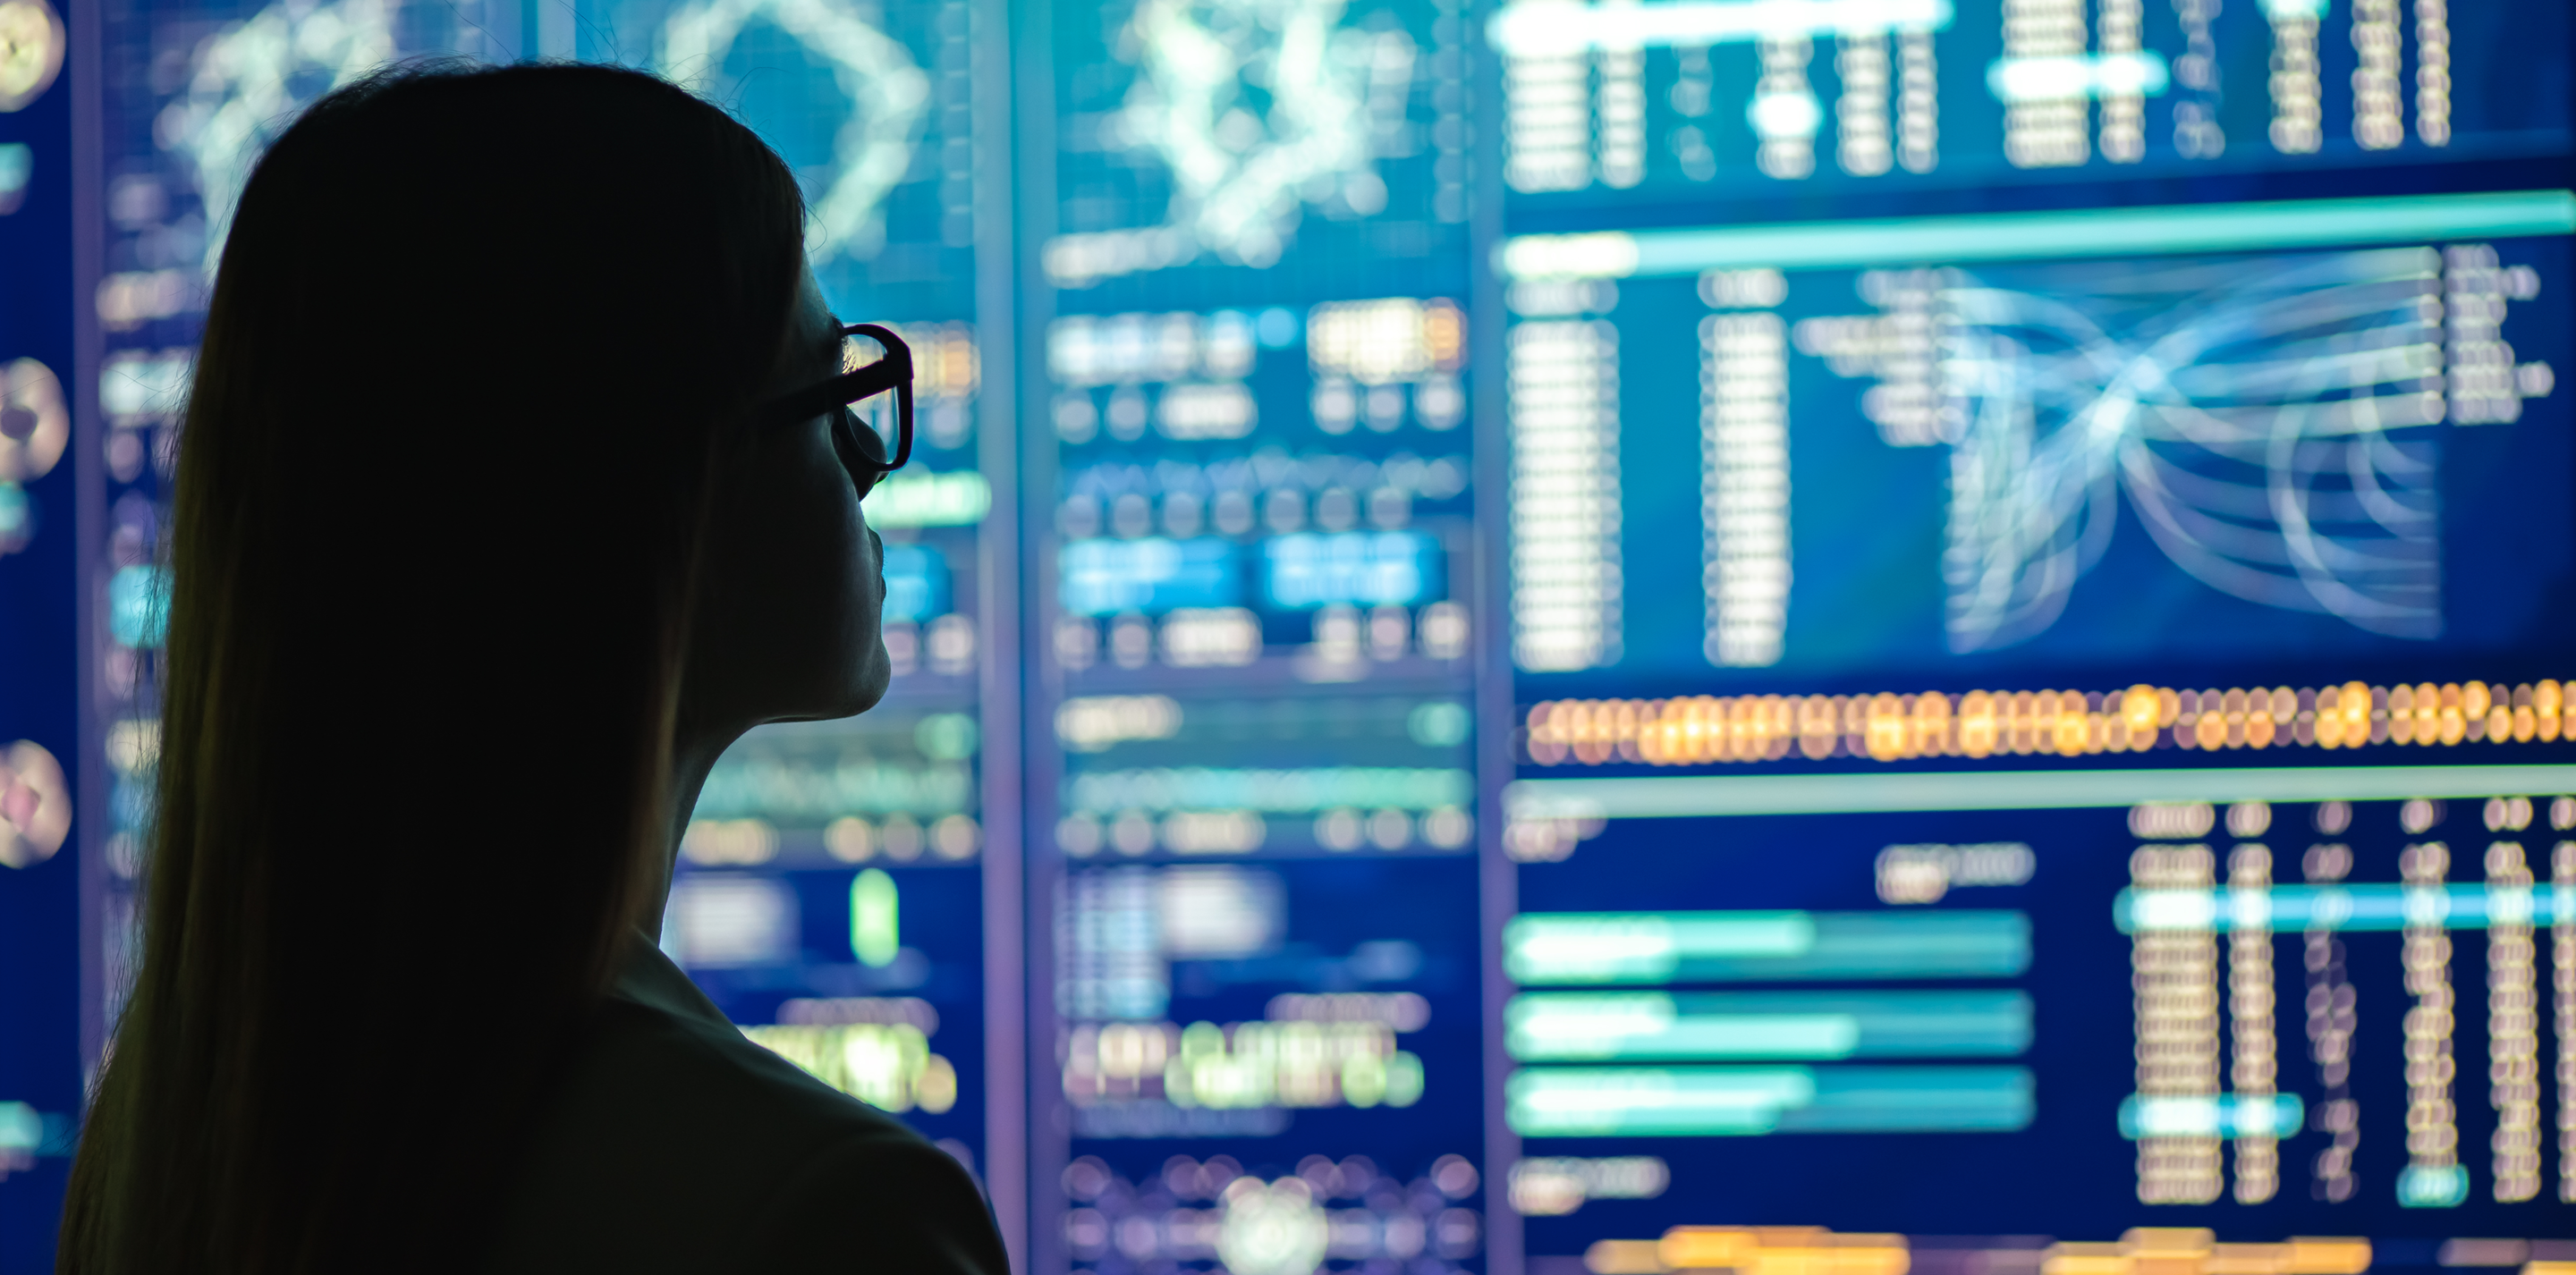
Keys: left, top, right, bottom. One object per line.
{"left": 60, "top": 63, "right": 808, "bottom": 1273}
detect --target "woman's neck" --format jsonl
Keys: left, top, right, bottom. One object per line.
{"left": 653, "top": 718, "right": 746, "bottom": 939}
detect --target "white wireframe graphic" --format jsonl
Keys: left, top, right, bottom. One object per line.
{"left": 658, "top": 0, "right": 930, "bottom": 264}
{"left": 160, "top": 0, "right": 398, "bottom": 277}
{"left": 1936, "top": 247, "right": 2449, "bottom": 651}
{"left": 1045, "top": 0, "right": 1416, "bottom": 286}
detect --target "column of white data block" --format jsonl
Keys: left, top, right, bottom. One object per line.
{"left": 1699, "top": 312, "right": 1790, "bottom": 668}
{"left": 1510, "top": 320, "right": 1623, "bottom": 671}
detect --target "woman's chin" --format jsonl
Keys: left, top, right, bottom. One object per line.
{"left": 775, "top": 646, "right": 892, "bottom": 723}
{"left": 851, "top": 640, "right": 894, "bottom": 710}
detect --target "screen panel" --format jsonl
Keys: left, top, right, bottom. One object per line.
{"left": 1493, "top": 1, "right": 2576, "bottom": 1271}
{"left": 0, "top": 0, "right": 82, "bottom": 1255}
{"left": 49, "top": 0, "right": 2576, "bottom": 1271}
{"left": 1491, "top": 0, "right": 2570, "bottom": 208}
{"left": 1025, "top": 0, "right": 1490, "bottom": 1272}
{"left": 1501, "top": 200, "right": 2575, "bottom": 688}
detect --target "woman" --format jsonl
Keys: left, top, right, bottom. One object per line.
{"left": 58, "top": 63, "right": 1007, "bottom": 1274}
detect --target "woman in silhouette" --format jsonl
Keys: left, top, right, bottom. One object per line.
{"left": 58, "top": 62, "right": 1007, "bottom": 1274}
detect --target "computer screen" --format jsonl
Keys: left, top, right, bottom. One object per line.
{"left": 52, "top": 0, "right": 2576, "bottom": 1271}
{"left": 0, "top": 0, "right": 79, "bottom": 1260}
{"left": 1493, "top": 1, "right": 2576, "bottom": 1271}
{"left": 1028, "top": 2, "right": 1487, "bottom": 1271}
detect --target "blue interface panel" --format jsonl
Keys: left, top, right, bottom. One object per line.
{"left": 1492, "top": 0, "right": 2569, "bottom": 209}
{"left": 1499, "top": 1, "right": 2576, "bottom": 1271}
{"left": 0, "top": 0, "right": 81, "bottom": 1254}
{"left": 64, "top": 0, "right": 2576, "bottom": 1272}
{"left": 1029, "top": 0, "right": 1487, "bottom": 1272}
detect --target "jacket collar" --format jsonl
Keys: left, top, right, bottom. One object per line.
{"left": 609, "top": 931, "right": 736, "bottom": 1030}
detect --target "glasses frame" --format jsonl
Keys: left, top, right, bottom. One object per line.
{"left": 754, "top": 322, "right": 915, "bottom": 482}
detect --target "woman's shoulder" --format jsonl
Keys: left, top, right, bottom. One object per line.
{"left": 543, "top": 991, "right": 927, "bottom": 1164}
{"left": 482, "top": 952, "right": 1005, "bottom": 1275}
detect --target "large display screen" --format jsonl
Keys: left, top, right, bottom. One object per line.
{"left": 0, "top": 0, "right": 80, "bottom": 1258}
{"left": 51, "top": 0, "right": 2576, "bottom": 1271}
{"left": 1026, "top": 2, "right": 1487, "bottom": 1272}
{"left": 1492, "top": 0, "right": 2576, "bottom": 1268}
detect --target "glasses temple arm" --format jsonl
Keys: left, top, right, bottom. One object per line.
{"left": 887, "top": 381, "right": 915, "bottom": 470}
{"left": 847, "top": 324, "right": 915, "bottom": 471}
{"left": 754, "top": 357, "right": 910, "bottom": 429}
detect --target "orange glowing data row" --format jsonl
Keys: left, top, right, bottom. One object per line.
{"left": 1580, "top": 1229, "right": 2378, "bottom": 1275}
{"left": 1525, "top": 681, "right": 2576, "bottom": 767}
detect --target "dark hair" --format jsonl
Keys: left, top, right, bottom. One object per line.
{"left": 60, "top": 63, "right": 807, "bottom": 1273}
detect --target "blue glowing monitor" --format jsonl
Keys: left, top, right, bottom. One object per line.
{"left": 1492, "top": 0, "right": 2576, "bottom": 1264}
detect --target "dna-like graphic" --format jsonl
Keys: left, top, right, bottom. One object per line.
{"left": 1931, "top": 248, "right": 2458, "bottom": 651}
{"left": 658, "top": 0, "right": 930, "bottom": 264}
{"left": 159, "top": 0, "right": 398, "bottom": 277}
{"left": 1046, "top": 0, "right": 1417, "bottom": 285}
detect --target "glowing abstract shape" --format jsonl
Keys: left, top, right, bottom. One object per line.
{"left": 0, "top": 740, "right": 69, "bottom": 869}
{"left": 658, "top": 0, "right": 928, "bottom": 263}
{"left": 0, "top": 359, "right": 66, "bottom": 482}
{"left": 1049, "top": 0, "right": 1414, "bottom": 283}
{"left": 158, "top": 0, "right": 396, "bottom": 277}
{"left": 1936, "top": 247, "right": 2448, "bottom": 650}
{"left": 0, "top": 0, "right": 64, "bottom": 111}
{"left": 851, "top": 867, "right": 898, "bottom": 967}
{"left": 1216, "top": 1176, "right": 1331, "bottom": 1275}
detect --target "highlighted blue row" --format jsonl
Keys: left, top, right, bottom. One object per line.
{"left": 1508, "top": 991, "right": 2031, "bottom": 1061}
{"left": 2400, "top": 1163, "right": 2471, "bottom": 1209}
{"left": 1059, "top": 532, "right": 1443, "bottom": 616}
{"left": 2115, "top": 1093, "right": 2303, "bottom": 1139}
{"left": 2114, "top": 884, "right": 2574, "bottom": 933}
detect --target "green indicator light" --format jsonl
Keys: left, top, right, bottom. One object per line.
{"left": 852, "top": 868, "right": 899, "bottom": 967}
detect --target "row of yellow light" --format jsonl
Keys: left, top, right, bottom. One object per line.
{"left": 741, "top": 1023, "right": 957, "bottom": 1115}
{"left": 1582, "top": 1229, "right": 2375, "bottom": 1275}
{"left": 1061, "top": 1018, "right": 1424, "bottom": 1110}
{"left": 1526, "top": 681, "right": 2574, "bottom": 766}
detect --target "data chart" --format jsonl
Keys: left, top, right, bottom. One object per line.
{"left": 1496, "top": 0, "right": 2569, "bottom": 207}
{"left": 1501, "top": 195, "right": 2576, "bottom": 688}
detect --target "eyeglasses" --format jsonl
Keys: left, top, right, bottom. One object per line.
{"left": 754, "top": 322, "right": 913, "bottom": 496}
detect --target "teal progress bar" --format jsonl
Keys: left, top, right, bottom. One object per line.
{"left": 1499, "top": 189, "right": 2576, "bottom": 277}
{"left": 1507, "top": 990, "right": 2033, "bottom": 1061}
{"left": 1507, "top": 1065, "right": 2035, "bottom": 1136}
{"left": 1504, "top": 764, "right": 2576, "bottom": 821}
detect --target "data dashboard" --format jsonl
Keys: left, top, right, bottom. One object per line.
{"left": 1493, "top": 0, "right": 2564, "bottom": 202}
{"left": 38, "top": 0, "right": 2576, "bottom": 1271}
{"left": 1488, "top": 0, "right": 2576, "bottom": 1260}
